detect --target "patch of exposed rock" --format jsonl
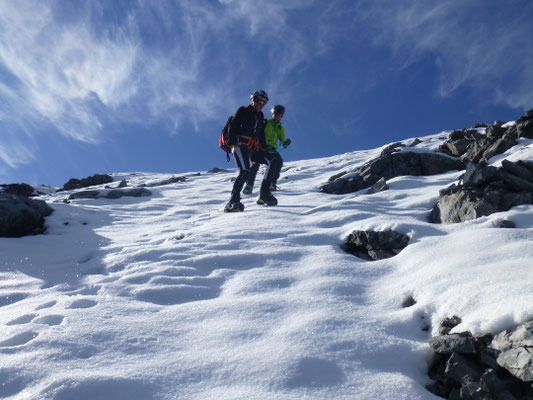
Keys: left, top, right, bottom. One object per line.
{"left": 321, "top": 143, "right": 464, "bottom": 194}
{"left": 438, "top": 110, "right": 533, "bottom": 165}
{"left": 60, "top": 174, "right": 114, "bottom": 191}
{"left": 68, "top": 188, "right": 152, "bottom": 200}
{"left": 427, "top": 320, "right": 533, "bottom": 399}
{"left": 140, "top": 176, "right": 187, "bottom": 187}
{"left": 429, "top": 160, "right": 533, "bottom": 223}
{"left": 341, "top": 229, "right": 409, "bottom": 261}
{"left": 0, "top": 192, "right": 54, "bottom": 237}
{"left": 0, "top": 183, "right": 36, "bottom": 197}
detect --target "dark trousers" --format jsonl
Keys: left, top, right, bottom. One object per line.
{"left": 230, "top": 147, "right": 282, "bottom": 201}
{"left": 246, "top": 152, "right": 283, "bottom": 187}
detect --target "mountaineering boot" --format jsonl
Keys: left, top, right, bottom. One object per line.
{"left": 225, "top": 192, "right": 244, "bottom": 212}
{"left": 224, "top": 200, "right": 244, "bottom": 212}
{"left": 242, "top": 184, "right": 253, "bottom": 195}
{"left": 257, "top": 181, "right": 278, "bottom": 206}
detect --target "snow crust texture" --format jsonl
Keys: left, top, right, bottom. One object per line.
{"left": 1, "top": 130, "right": 533, "bottom": 399}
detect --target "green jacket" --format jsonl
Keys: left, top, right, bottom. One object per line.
{"left": 264, "top": 118, "right": 286, "bottom": 153}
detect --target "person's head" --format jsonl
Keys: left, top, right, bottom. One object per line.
{"left": 250, "top": 90, "right": 269, "bottom": 112}
{"left": 271, "top": 104, "right": 285, "bottom": 123}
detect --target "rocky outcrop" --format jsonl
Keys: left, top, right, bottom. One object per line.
{"left": 341, "top": 229, "right": 409, "bottom": 261}
{"left": 68, "top": 188, "right": 152, "bottom": 200}
{"left": 429, "top": 160, "right": 533, "bottom": 223}
{"left": 437, "top": 109, "right": 533, "bottom": 165}
{"left": 60, "top": 174, "right": 114, "bottom": 191}
{"left": 0, "top": 193, "right": 54, "bottom": 237}
{"left": 0, "top": 183, "right": 36, "bottom": 197}
{"left": 427, "top": 320, "right": 533, "bottom": 399}
{"left": 140, "top": 176, "right": 187, "bottom": 187}
{"left": 321, "top": 144, "right": 464, "bottom": 194}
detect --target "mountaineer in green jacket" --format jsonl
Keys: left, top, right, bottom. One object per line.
{"left": 242, "top": 104, "right": 291, "bottom": 194}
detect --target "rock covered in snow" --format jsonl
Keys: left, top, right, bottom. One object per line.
{"left": 341, "top": 229, "right": 409, "bottom": 261}
{"left": 321, "top": 144, "right": 464, "bottom": 194}
{"left": 429, "top": 160, "right": 533, "bottom": 223}
{"left": 68, "top": 188, "right": 152, "bottom": 200}
{"left": 60, "top": 174, "right": 114, "bottom": 191}
{"left": 427, "top": 320, "right": 533, "bottom": 399}
{"left": 0, "top": 192, "right": 54, "bottom": 237}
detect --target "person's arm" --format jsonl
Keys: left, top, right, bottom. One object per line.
{"left": 227, "top": 107, "right": 245, "bottom": 145}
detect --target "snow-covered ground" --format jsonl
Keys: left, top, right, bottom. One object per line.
{"left": 1, "top": 130, "right": 533, "bottom": 399}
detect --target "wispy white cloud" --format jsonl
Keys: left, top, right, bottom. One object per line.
{"left": 355, "top": 0, "right": 533, "bottom": 110}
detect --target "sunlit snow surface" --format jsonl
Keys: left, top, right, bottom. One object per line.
{"left": 1, "top": 131, "right": 533, "bottom": 399}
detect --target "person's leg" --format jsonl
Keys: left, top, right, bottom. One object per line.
{"left": 243, "top": 162, "right": 260, "bottom": 193}
{"left": 270, "top": 153, "right": 283, "bottom": 190}
{"left": 230, "top": 146, "right": 251, "bottom": 202}
{"left": 252, "top": 151, "right": 279, "bottom": 205}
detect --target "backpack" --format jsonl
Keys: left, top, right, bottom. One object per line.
{"left": 219, "top": 115, "right": 233, "bottom": 162}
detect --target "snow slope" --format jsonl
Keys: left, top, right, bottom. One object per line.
{"left": 1, "top": 129, "right": 533, "bottom": 399}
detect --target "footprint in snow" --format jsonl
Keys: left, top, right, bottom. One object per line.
{"left": 33, "top": 315, "right": 65, "bottom": 326}
{"left": 67, "top": 299, "right": 98, "bottom": 309}
{"left": 5, "top": 314, "right": 38, "bottom": 326}
{"left": 35, "top": 300, "right": 57, "bottom": 310}
{"left": 0, "top": 331, "right": 39, "bottom": 348}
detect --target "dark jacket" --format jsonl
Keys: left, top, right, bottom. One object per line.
{"left": 228, "top": 105, "right": 267, "bottom": 149}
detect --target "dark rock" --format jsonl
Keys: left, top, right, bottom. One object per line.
{"left": 439, "top": 316, "right": 462, "bottom": 335}
{"left": 494, "top": 220, "right": 516, "bottom": 228}
{"left": 61, "top": 174, "right": 113, "bottom": 191}
{"left": 366, "top": 177, "right": 389, "bottom": 194}
{"left": 322, "top": 151, "right": 463, "bottom": 194}
{"left": 141, "top": 176, "right": 187, "bottom": 187}
{"left": 408, "top": 138, "right": 423, "bottom": 147}
{"left": 501, "top": 160, "right": 533, "bottom": 184}
{"left": 429, "top": 187, "right": 500, "bottom": 224}
{"left": 462, "top": 162, "right": 499, "bottom": 188}
{"left": 459, "top": 380, "right": 487, "bottom": 399}
{"left": 486, "top": 124, "right": 506, "bottom": 139}
{"left": 118, "top": 179, "right": 128, "bottom": 188}
{"left": 0, "top": 193, "right": 54, "bottom": 237}
{"left": 0, "top": 183, "right": 35, "bottom": 197}
{"left": 445, "top": 353, "right": 483, "bottom": 383}
{"left": 480, "top": 370, "right": 507, "bottom": 393}
{"left": 402, "top": 296, "right": 417, "bottom": 308}
{"left": 429, "top": 333, "right": 477, "bottom": 356}
{"left": 104, "top": 189, "right": 152, "bottom": 199}
{"left": 430, "top": 159, "right": 533, "bottom": 224}
{"left": 480, "top": 135, "right": 518, "bottom": 163}
{"left": 208, "top": 168, "right": 227, "bottom": 173}
{"left": 516, "top": 110, "right": 533, "bottom": 139}
{"left": 381, "top": 142, "right": 405, "bottom": 156}
{"left": 68, "top": 188, "right": 152, "bottom": 200}
{"left": 342, "top": 229, "right": 409, "bottom": 261}
{"left": 68, "top": 190, "right": 100, "bottom": 200}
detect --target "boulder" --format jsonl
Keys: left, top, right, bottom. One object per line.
{"left": 321, "top": 150, "right": 464, "bottom": 194}
{"left": 516, "top": 109, "right": 533, "bottom": 139}
{"left": 430, "top": 160, "right": 533, "bottom": 223}
{"left": 68, "top": 188, "right": 152, "bottom": 200}
{"left": 429, "top": 333, "right": 477, "bottom": 355}
{"left": 141, "top": 176, "right": 187, "bottom": 187}
{"left": 437, "top": 121, "right": 519, "bottom": 164}
{"left": 427, "top": 321, "right": 533, "bottom": 399}
{"left": 61, "top": 174, "right": 113, "bottom": 191}
{"left": 0, "top": 183, "right": 35, "bottom": 197}
{"left": 341, "top": 229, "right": 409, "bottom": 261}
{"left": 0, "top": 193, "right": 54, "bottom": 237}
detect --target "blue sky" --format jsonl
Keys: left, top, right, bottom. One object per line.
{"left": 1, "top": 0, "right": 533, "bottom": 187}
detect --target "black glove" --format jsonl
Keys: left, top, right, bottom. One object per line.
{"left": 282, "top": 138, "right": 291, "bottom": 148}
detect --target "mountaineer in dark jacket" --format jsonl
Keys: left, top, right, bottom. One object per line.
{"left": 224, "top": 90, "right": 282, "bottom": 212}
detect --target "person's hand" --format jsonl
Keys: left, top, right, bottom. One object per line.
{"left": 282, "top": 138, "right": 291, "bottom": 148}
